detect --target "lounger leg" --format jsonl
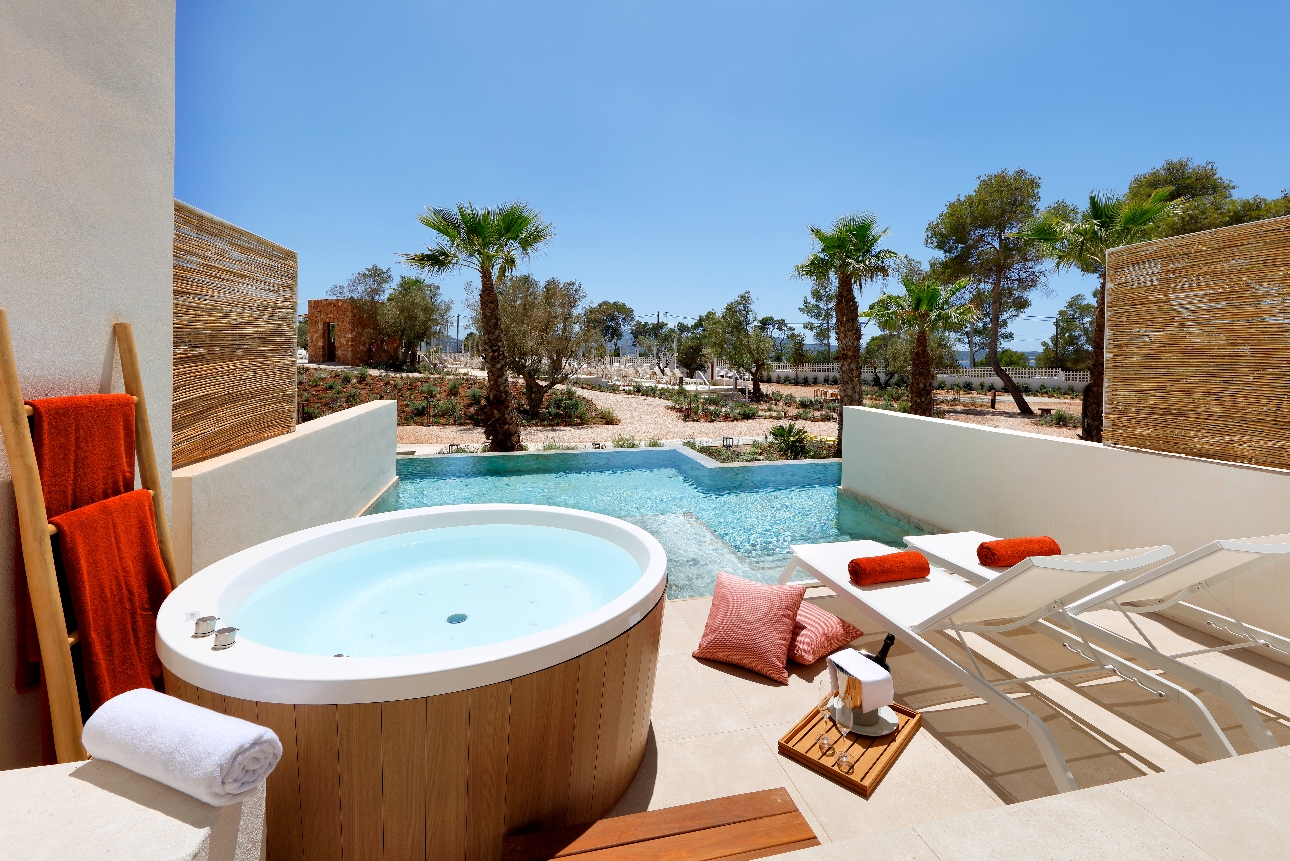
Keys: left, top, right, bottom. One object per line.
{"left": 1031, "top": 619, "right": 1238, "bottom": 760}
{"left": 778, "top": 556, "right": 822, "bottom": 587}
{"left": 1063, "top": 615, "right": 1279, "bottom": 752}
{"left": 913, "top": 629, "right": 1077, "bottom": 792}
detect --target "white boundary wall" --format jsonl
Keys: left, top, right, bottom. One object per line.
{"left": 172, "top": 402, "right": 397, "bottom": 582}
{"left": 840, "top": 407, "right": 1290, "bottom": 646}
{"left": 0, "top": 1, "right": 175, "bottom": 768}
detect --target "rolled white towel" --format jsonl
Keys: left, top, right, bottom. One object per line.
{"left": 82, "top": 688, "right": 283, "bottom": 807}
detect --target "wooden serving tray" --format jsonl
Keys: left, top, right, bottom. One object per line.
{"left": 777, "top": 703, "right": 922, "bottom": 798}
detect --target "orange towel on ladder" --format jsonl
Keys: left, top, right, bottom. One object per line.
{"left": 12, "top": 394, "right": 139, "bottom": 762}
{"left": 13, "top": 394, "right": 136, "bottom": 693}
{"left": 49, "top": 489, "right": 171, "bottom": 707}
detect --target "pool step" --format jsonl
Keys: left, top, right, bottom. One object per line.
{"left": 501, "top": 787, "right": 818, "bottom": 860}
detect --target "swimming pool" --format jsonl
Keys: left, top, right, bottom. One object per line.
{"left": 387, "top": 447, "right": 927, "bottom": 598}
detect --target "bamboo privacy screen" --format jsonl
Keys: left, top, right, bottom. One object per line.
{"left": 173, "top": 201, "right": 297, "bottom": 468}
{"left": 1104, "top": 216, "right": 1290, "bottom": 470}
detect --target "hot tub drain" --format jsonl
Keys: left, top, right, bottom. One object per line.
{"left": 447, "top": 613, "right": 467, "bottom": 624}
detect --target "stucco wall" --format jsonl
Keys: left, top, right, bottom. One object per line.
{"left": 840, "top": 407, "right": 1290, "bottom": 644}
{"left": 0, "top": 0, "right": 175, "bottom": 768}
{"left": 171, "top": 402, "right": 398, "bottom": 582}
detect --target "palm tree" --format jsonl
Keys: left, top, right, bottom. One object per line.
{"left": 864, "top": 278, "right": 975, "bottom": 416}
{"left": 403, "top": 202, "right": 553, "bottom": 451}
{"left": 794, "top": 213, "right": 898, "bottom": 455}
{"left": 1015, "top": 189, "right": 1180, "bottom": 442}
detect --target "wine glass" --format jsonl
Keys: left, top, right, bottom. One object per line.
{"left": 816, "top": 677, "right": 836, "bottom": 756}
{"left": 836, "top": 751, "right": 854, "bottom": 774}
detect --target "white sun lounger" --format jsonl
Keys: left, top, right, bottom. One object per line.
{"left": 908, "top": 532, "right": 1289, "bottom": 753}
{"left": 774, "top": 539, "right": 1238, "bottom": 793}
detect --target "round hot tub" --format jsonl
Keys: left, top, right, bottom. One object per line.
{"left": 157, "top": 504, "right": 667, "bottom": 861}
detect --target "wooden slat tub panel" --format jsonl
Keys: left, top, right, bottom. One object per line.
{"left": 567, "top": 645, "right": 608, "bottom": 825}
{"left": 296, "top": 704, "right": 342, "bottom": 861}
{"left": 467, "top": 681, "right": 512, "bottom": 861}
{"left": 425, "top": 690, "right": 469, "bottom": 861}
{"left": 507, "top": 657, "right": 580, "bottom": 833}
{"left": 338, "top": 702, "right": 383, "bottom": 861}
{"left": 384, "top": 695, "right": 429, "bottom": 861}
{"left": 258, "top": 701, "right": 304, "bottom": 861}
{"left": 590, "top": 633, "right": 632, "bottom": 819}
{"left": 628, "top": 602, "right": 664, "bottom": 775}
{"left": 184, "top": 596, "right": 664, "bottom": 861}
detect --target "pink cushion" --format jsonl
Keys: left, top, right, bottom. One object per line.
{"left": 693, "top": 571, "right": 806, "bottom": 684}
{"left": 788, "top": 602, "right": 864, "bottom": 665}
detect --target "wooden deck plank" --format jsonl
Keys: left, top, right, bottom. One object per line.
{"left": 545, "top": 812, "right": 816, "bottom": 861}
{"left": 502, "top": 789, "right": 798, "bottom": 861}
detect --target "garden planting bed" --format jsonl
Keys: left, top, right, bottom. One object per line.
{"left": 296, "top": 367, "right": 617, "bottom": 428}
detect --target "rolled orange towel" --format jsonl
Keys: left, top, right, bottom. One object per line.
{"left": 849, "top": 551, "right": 931, "bottom": 586}
{"left": 977, "top": 536, "right": 1062, "bottom": 568}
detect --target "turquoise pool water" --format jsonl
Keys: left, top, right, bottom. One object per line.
{"left": 387, "top": 449, "right": 924, "bottom": 599}
{"left": 234, "top": 524, "right": 640, "bottom": 657}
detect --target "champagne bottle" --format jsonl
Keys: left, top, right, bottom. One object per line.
{"left": 865, "top": 634, "right": 896, "bottom": 672}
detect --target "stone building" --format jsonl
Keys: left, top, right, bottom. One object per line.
{"left": 306, "top": 298, "right": 397, "bottom": 365}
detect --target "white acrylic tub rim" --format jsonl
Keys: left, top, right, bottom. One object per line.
{"left": 156, "top": 504, "right": 667, "bottom": 705}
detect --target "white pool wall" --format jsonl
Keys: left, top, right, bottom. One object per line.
{"left": 172, "top": 401, "right": 397, "bottom": 582}
{"left": 841, "top": 406, "right": 1290, "bottom": 661}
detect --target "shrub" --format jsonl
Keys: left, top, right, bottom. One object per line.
{"left": 735, "top": 404, "right": 759, "bottom": 419}
{"left": 345, "top": 390, "right": 360, "bottom": 405}
{"left": 1037, "top": 383, "right": 1048, "bottom": 393}
{"left": 340, "top": 372, "right": 353, "bottom": 384}
{"left": 540, "top": 440, "right": 578, "bottom": 451}
{"left": 433, "top": 400, "right": 460, "bottom": 420}
{"left": 446, "top": 378, "right": 462, "bottom": 396}
{"left": 646, "top": 437, "right": 663, "bottom": 447}
{"left": 769, "top": 422, "right": 810, "bottom": 459}
{"left": 796, "top": 408, "right": 814, "bottom": 421}
{"left": 1022, "top": 383, "right": 1032, "bottom": 393}
{"left": 356, "top": 367, "right": 369, "bottom": 380}
{"left": 420, "top": 383, "right": 438, "bottom": 399}
{"left": 409, "top": 400, "right": 428, "bottom": 417}
{"left": 301, "top": 405, "right": 320, "bottom": 421}
{"left": 466, "top": 387, "right": 484, "bottom": 404}
{"left": 545, "top": 387, "right": 588, "bottom": 422}
{"left": 812, "top": 375, "right": 819, "bottom": 384}
{"left": 1038, "top": 408, "right": 1079, "bottom": 427}
{"left": 783, "top": 393, "right": 797, "bottom": 404}
{"left": 599, "top": 407, "right": 620, "bottom": 425}
{"left": 936, "top": 380, "right": 946, "bottom": 389}
{"left": 612, "top": 434, "right": 638, "bottom": 448}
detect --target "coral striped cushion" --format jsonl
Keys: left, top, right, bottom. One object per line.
{"left": 693, "top": 571, "right": 805, "bottom": 684}
{"left": 788, "top": 601, "right": 863, "bottom": 665}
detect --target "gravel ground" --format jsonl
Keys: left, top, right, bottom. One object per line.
{"left": 394, "top": 379, "right": 1083, "bottom": 445}
{"left": 395, "top": 386, "right": 839, "bottom": 445}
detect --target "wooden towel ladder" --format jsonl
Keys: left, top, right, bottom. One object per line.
{"left": 0, "top": 309, "right": 177, "bottom": 763}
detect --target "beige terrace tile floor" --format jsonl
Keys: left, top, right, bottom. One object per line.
{"left": 623, "top": 593, "right": 1290, "bottom": 846}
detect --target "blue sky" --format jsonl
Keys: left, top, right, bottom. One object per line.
{"left": 176, "top": 1, "right": 1289, "bottom": 352}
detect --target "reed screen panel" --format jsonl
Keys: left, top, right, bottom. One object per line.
{"left": 173, "top": 201, "right": 297, "bottom": 469}
{"left": 1105, "top": 216, "right": 1290, "bottom": 470}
